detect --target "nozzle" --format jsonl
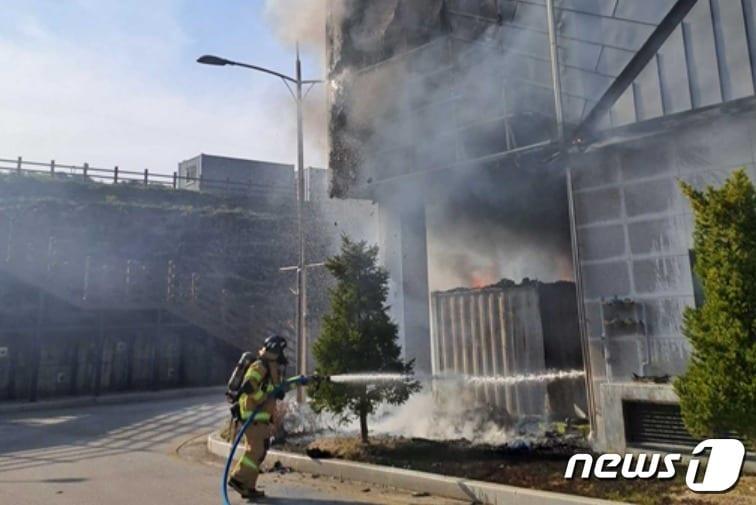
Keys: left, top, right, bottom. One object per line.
{"left": 285, "top": 374, "right": 329, "bottom": 387}
{"left": 297, "top": 374, "right": 331, "bottom": 387}
{"left": 300, "top": 374, "right": 330, "bottom": 386}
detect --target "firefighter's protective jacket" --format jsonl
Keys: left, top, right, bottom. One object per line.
{"left": 238, "top": 360, "right": 279, "bottom": 423}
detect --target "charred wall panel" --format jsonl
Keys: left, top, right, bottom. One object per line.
{"left": 431, "top": 282, "right": 586, "bottom": 419}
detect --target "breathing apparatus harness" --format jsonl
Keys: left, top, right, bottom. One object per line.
{"left": 225, "top": 335, "right": 290, "bottom": 417}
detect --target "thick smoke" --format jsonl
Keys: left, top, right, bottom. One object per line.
{"left": 264, "top": 2, "right": 574, "bottom": 294}
{"left": 262, "top": 0, "right": 331, "bottom": 169}
{"left": 263, "top": 1, "right": 321, "bottom": 49}
{"left": 282, "top": 381, "right": 546, "bottom": 445}
{"left": 264, "top": 0, "right": 346, "bottom": 53}
{"left": 367, "top": 382, "right": 516, "bottom": 444}
{"left": 323, "top": 3, "right": 571, "bottom": 289}
{"left": 427, "top": 162, "right": 573, "bottom": 291}
{"left": 262, "top": 1, "right": 581, "bottom": 444}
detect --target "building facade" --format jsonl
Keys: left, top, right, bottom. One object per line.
{"left": 571, "top": 106, "right": 756, "bottom": 451}
{"left": 327, "top": 0, "right": 756, "bottom": 451}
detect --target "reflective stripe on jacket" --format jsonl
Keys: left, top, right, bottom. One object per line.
{"left": 238, "top": 360, "right": 280, "bottom": 423}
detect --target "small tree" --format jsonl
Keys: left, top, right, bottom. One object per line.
{"left": 309, "top": 236, "right": 420, "bottom": 443}
{"left": 675, "top": 169, "right": 756, "bottom": 445}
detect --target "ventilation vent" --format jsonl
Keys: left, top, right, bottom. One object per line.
{"left": 623, "top": 400, "right": 699, "bottom": 448}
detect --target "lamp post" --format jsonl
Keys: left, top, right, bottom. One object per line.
{"left": 198, "top": 47, "right": 322, "bottom": 402}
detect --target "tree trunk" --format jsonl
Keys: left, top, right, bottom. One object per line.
{"left": 359, "top": 404, "right": 369, "bottom": 443}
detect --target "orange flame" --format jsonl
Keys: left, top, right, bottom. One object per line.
{"left": 470, "top": 270, "right": 495, "bottom": 289}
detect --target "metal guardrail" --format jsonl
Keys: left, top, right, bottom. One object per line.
{"left": 0, "top": 156, "right": 294, "bottom": 197}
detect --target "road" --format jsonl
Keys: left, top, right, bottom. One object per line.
{"left": 0, "top": 392, "right": 463, "bottom": 505}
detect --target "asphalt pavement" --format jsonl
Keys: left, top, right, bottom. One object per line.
{"left": 0, "top": 392, "right": 462, "bottom": 505}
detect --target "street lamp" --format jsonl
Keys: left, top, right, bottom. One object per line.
{"left": 196, "top": 55, "right": 230, "bottom": 66}
{"left": 198, "top": 46, "right": 322, "bottom": 402}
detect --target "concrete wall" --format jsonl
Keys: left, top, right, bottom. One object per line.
{"left": 378, "top": 202, "right": 432, "bottom": 374}
{"left": 0, "top": 175, "right": 295, "bottom": 401}
{"left": 0, "top": 168, "right": 379, "bottom": 394}
{"left": 0, "top": 278, "right": 237, "bottom": 402}
{"left": 571, "top": 108, "right": 756, "bottom": 450}
{"left": 301, "top": 195, "right": 378, "bottom": 371}
{"left": 306, "top": 167, "right": 329, "bottom": 200}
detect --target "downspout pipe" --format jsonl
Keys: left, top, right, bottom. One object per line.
{"left": 545, "top": 0, "right": 597, "bottom": 431}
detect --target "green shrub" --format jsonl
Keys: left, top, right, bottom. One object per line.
{"left": 309, "top": 236, "right": 420, "bottom": 442}
{"left": 675, "top": 169, "right": 756, "bottom": 446}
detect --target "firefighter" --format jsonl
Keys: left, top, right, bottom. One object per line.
{"left": 227, "top": 334, "right": 288, "bottom": 500}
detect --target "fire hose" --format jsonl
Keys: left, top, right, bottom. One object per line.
{"left": 220, "top": 373, "right": 327, "bottom": 505}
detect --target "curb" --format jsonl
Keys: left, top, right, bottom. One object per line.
{"left": 0, "top": 386, "right": 225, "bottom": 415}
{"left": 208, "top": 432, "right": 626, "bottom": 505}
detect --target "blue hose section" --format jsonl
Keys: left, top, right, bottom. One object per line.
{"left": 221, "top": 376, "right": 303, "bottom": 505}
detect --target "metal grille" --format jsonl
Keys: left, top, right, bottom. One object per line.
{"left": 623, "top": 400, "right": 699, "bottom": 448}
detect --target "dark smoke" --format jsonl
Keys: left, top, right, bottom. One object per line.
{"left": 267, "top": 1, "right": 573, "bottom": 290}
{"left": 427, "top": 162, "right": 573, "bottom": 291}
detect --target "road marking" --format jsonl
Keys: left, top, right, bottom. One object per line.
{"left": 6, "top": 415, "right": 80, "bottom": 426}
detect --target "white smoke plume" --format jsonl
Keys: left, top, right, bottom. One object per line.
{"left": 263, "top": 0, "right": 327, "bottom": 54}
{"left": 282, "top": 372, "right": 584, "bottom": 445}
{"left": 263, "top": 2, "right": 574, "bottom": 289}
{"left": 263, "top": 0, "right": 353, "bottom": 59}
{"left": 281, "top": 384, "right": 519, "bottom": 445}
{"left": 367, "top": 382, "right": 517, "bottom": 445}
{"left": 262, "top": 0, "right": 342, "bottom": 170}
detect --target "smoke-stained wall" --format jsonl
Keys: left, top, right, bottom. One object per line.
{"left": 571, "top": 107, "right": 756, "bottom": 450}
{"left": 327, "top": 2, "right": 554, "bottom": 197}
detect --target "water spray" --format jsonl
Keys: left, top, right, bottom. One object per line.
{"left": 465, "top": 369, "right": 585, "bottom": 386}
{"left": 222, "top": 369, "right": 584, "bottom": 503}
{"left": 329, "top": 373, "right": 414, "bottom": 384}
{"left": 328, "top": 369, "right": 585, "bottom": 385}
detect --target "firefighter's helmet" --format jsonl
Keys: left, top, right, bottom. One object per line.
{"left": 262, "top": 334, "right": 287, "bottom": 355}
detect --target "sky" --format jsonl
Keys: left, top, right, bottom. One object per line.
{"left": 0, "top": 0, "right": 327, "bottom": 175}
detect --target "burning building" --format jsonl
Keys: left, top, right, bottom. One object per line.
{"left": 326, "top": 0, "right": 756, "bottom": 452}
